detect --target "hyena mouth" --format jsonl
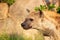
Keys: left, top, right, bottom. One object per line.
{"left": 21, "top": 23, "right": 32, "bottom": 30}
{"left": 22, "top": 26, "right": 32, "bottom": 30}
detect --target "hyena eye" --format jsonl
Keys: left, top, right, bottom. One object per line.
{"left": 29, "top": 18, "right": 33, "bottom": 21}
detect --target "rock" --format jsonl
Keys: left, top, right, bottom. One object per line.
{"left": 0, "top": 3, "right": 8, "bottom": 19}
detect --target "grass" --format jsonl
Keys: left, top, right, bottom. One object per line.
{"left": 34, "top": 5, "right": 47, "bottom": 11}
{"left": 47, "top": 4, "right": 55, "bottom": 10}
{"left": 34, "top": 4, "right": 55, "bottom": 11}
{"left": 0, "top": 33, "right": 44, "bottom": 40}
{"left": 34, "top": 4, "right": 60, "bottom": 14}
{"left": 56, "top": 7, "right": 60, "bottom": 13}
{"left": 0, "top": 33, "right": 23, "bottom": 40}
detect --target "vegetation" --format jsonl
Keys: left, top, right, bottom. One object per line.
{"left": 35, "top": 4, "right": 60, "bottom": 14}
{"left": 0, "top": 0, "right": 15, "bottom": 6}
{"left": 0, "top": 33, "right": 24, "bottom": 40}
{"left": 39, "top": 5, "right": 47, "bottom": 11}
{"left": 35, "top": 4, "right": 55, "bottom": 11}
{"left": 56, "top": 7, "right": 60, "bottom": 13}
{"left": 47, "top": 4, "right": 55, "bottom": 10}
{"left": 0, "top": 32, "right": 44, "bottom": 40}
{"left": 35, "top": 5, "right": 47, "bottom": 11}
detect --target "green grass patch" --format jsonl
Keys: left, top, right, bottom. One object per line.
{"left": 0, "top": 33, "right": 44, "bottom": 40}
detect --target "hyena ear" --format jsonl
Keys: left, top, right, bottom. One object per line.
{"left": 38, "top": 10, "right": 44, "bottom": 17}
{"left": 26, "top": 9, "right": 30, "bottom": 13}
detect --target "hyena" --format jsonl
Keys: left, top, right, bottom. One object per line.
{"left": 21, "top": 10, "right": 60, "bottom": 40}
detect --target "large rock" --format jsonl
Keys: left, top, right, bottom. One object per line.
{"left": 0, "top": 3, "right": 8, "bottom": 19}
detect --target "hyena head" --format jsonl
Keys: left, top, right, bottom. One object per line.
{"left": 21, "top": 10, "right": 44, "bottom": 30}
{"left": 21, "top": 10, "right": 56, "bottom": 32}
{"left": 21, "top": 10, "right": 60, "bottom": 40}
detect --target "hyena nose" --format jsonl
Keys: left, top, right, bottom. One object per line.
{"left": 21, "top": 23, "right": 25, "bottom": 27}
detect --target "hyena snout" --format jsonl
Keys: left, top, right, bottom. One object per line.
{"left": 21, "top": 23, "right": 26, "bottom": 27}
{"left": 21, "top": 18, "right": 34, "bottom": 30}
{"left": 21, "top": 22, "right": 32, "bottom": 30}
